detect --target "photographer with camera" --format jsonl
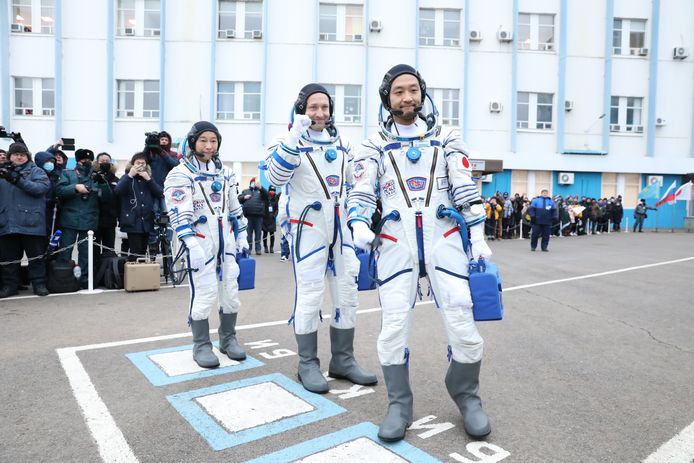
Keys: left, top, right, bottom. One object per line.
{"left": 115, "top": 152, "right": 163, "bottom": 261}
{"left": 55, "top": 148, "right": 114, "bottom": 289}
{"left": 93, "top": 152, "right": 120, "bottom": 258}
{"left": 0, "top": 143, "right": 51, "bottom": 298}
{"left": 143, "top": 131, "right": 177, "bottom": 258}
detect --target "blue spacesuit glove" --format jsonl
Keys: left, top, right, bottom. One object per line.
{"left": 469, "top": 223, "right": 492, "bottom": 260}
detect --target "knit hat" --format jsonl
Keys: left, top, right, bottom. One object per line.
{"left": 75, "top": 148, "right": 95, "bottom": 162}
{"left": 8, "top": 142, "right": 31, "bottom": 159}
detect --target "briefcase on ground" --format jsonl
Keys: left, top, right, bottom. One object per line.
{"left": 236, "top": 251, "right": 255, "bottom": 290}
{"left": 469, "top": 259, "right": 504, "bottom": 321}
{"left": 124, "top": 259, "right": 160, "bottom": 292}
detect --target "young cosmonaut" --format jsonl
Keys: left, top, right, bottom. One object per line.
{"left": 347, "top": 65, "right": 493, "bottom": 441}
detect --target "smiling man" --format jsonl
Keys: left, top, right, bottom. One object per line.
{"left": 265, "top": 83, "right": 377, "bottom": 395}
{"left": 347, "top": 64, "right": 493, "bottom": 442}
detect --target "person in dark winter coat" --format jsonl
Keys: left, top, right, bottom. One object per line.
{"left": 239, "top": 177, "right": 268, "bottom": 255}
{"left": 0, "top": 142, "right": 51, "bottom": 297}
{"left": 115, "top": 152, "right": 163, "bottom": 261}
{"left": 262, "top": 186, "right": 280, "bottom": 253}
{"left": 94, "top": 152, "right": 120, "bottom": 257}
{"left": 528, "top": 189, "right": 556, "bottom": 251}
{"left": 34, "top": 150, "right": 62, "bottom": 237}
{"left": 55, "top": 148, "right": 114, "bottom": 287}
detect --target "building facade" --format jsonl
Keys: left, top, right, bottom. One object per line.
{"left": 2, "top": 0, "right": 693, "bottom": 227}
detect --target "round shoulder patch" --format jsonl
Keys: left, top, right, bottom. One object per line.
{"left": 461, "top": 155, "right": 471, "bottom": 169}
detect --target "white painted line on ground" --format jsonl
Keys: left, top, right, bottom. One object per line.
{"left": 56, "top": 255, "right": 694, "bottom": 463}
{"left": 643, "top": 420, "right": 694, "bottom": 463}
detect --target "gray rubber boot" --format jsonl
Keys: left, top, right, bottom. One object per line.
{"left": 445, "top": 360, "right": 491, "bottom": 438}
{"left": 328, "top": 327, "right": 377, "bottom": 385}
{"left": 295, "top": 332, "right": 329, "bottom": 394}
{"left": 378, "top": 364, "right": 413, "bottom": 442}
{"left": 218, "top": 312, "right": 246, "bottom": 361}
{"left": 190, "top": 319, "right": 220, "bottom": 369}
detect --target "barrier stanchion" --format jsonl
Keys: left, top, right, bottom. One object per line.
{"left": 519, "top": 221, "right": 524, "bottom": 240}
{"left": 607, "top": 220, "right": 611, "bottom": 234}
{"left": 80, "top": 230, "right": 103, "bottom": 295}
{"left": 625, "top": 217, "right": 629, "bottom": 233}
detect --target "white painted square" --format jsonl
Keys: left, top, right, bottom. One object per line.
{"left": 195, "top": 382, "right": 315, "bottom": 433}
{"left": 149, "top": 348, "right": 238, "bottom": 376}
{"left": 295, "top": 437, "right": 409, "bottom": 463}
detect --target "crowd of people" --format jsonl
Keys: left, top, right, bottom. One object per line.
{"left": 482, "top": 191, "right": 630, "bottom": 240}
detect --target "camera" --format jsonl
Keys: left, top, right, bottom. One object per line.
{"left": 145, "top": 131, "right": 162, "bottom": 148}
{"left": 0, "top": 126, "right": 23, "bottom": 143}
{"left": 0, "top": 161, "right": 14, "bottom": 178}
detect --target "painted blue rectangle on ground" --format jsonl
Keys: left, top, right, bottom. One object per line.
{"left": 244, "top": 422, "right": 443, "bottom": 463}
{"left": 166, "top": 373, "right": 346, "bottom": 451}
{"left": 126, "top": 343, "right": 264, "bottom": 386}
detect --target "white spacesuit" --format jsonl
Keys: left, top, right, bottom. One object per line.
{"left": 347, "top": 65, "right": 493, "bottom": 441}
{"left": 265, "top": 83, "right": 376, "bottom": 393}
{"left": 164, "top": 121, "right": 249, "bottom": 369}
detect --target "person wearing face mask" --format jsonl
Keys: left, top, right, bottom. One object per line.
{"left": 93, "top": 152, "right": 120, "bottom": 259}
{"left": 262, "top": 185, "right": 280, "bottom": 254}
{"left": 0, "top": 143, "right": 51, "bottom": 297}
{"left": 34, "top": 150, "right": 62, "bottom": 238}
{"left": 347, "top": 65, "right": 493, "bottom": 442}
{"left": 238, "top": 177, "right": 268, "bottom": 255}
{"left": 55, "top": 148, "right": 114, "bottom": 289}
{"left": 164, "top": 121, "right": 250, "bottom": 368}
{"left": 265, "top": 83, "right": 377, "bottom": 395}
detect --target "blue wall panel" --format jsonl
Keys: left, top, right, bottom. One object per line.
{"left": 481, "top": 169, "right": 512, "bottom": 197}
{"left": 629, "top": 174, "right": 688, "bottom": 229}
{"left": 552, "top": 171, "right": 602, "bottom": 199}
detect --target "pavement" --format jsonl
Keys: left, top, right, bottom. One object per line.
{"left": 1, "top": 231, "right": 693, "bottom": 463}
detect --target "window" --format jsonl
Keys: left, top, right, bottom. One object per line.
{"left": 13, "top": 77, "right": 54, "bottom": 116}
{"left": 117, "top": 0, "right": 160, "bottom": 37}
{"left": 431, "top": 88, "right": 460, "bottom": 126}
{"left": 215, "top": 81, "right": 261, "bottom": 121}
{"left": 319, "top": 84, "right": 362, "bottom": 123}
{"left": 418, "top": 8, "right": 460, "bottom": 47}
{"left": 613, "top": 18, "right": 647, "bottom": 56}
{"left": 11, "top": 0, "right": 55, "bottom": 34}
{"left": 518, "top": 13, "right": 555, "bottom": 51}
{"left": 319, "top": 4, "right": 363, "bottom": 42}
{"left": 217, "top": 1, "right": 263, "bottom": 39}
{"left": 116, "top": 80, "right": 159, "bottom": 118}
{"left": 610, "top": 96, "right": 643, "bottom": 133}
{"left": 517, "top": 92, "right": 553, "bottom": 130}
{"left": 216, "top": 82, "right": 235, "bottom": 120}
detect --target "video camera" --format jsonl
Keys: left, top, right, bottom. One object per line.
{"left": 145, "top": 131, "right": 163, "bottom": 149}
{"left": 0, "top": 161, "right": 21, "bottom": 183}
{"left": 0, "top": 126, "right": 24, "bottom": 143}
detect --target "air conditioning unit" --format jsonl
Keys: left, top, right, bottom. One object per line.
{"left": 353, "top": 33, "right": 363, "bottom": 41}
{"left": 656, "top": 117, "right": 666, "bottom": 127}
{"left": 558, "top": 172, "right": 574, "bottom": 185}
{"left": 252, "top": 30, "right": 262, "bottom": 39}
{"left": 489, "top": 101, "right": 502, "bottom": 113}
{"left": 11, "top": 23, "right": 22, "bottom": 32}
{"left": 370, "top": 19, "right": 382, "bottom": 32}
{"left": 152, "top": 29, "right": 160, "bottom": 36}
{"left": 481, "top": 174, "right": 493, "bottom": 183}
{"left": 225, "top": 29, "right": 236, "bottom": 38}
{"left": 635, "top": 125, "right": 644, "bottom": 133}
{"left": 673, "top": 47, "right": 689, "bottom": 59}
{"left": 124, "top": 27, "right": 135, "bottom": 36}
{"left": 637, "top": 47, "right": 649, "bottom": 56}
{"left": 564, "top": 100, "right": 574, "bottom": 111}
{"left": 469, "top": 29, "right": 482, "bottom": 41}
{"left": 647, "top": 175, "right": 663, "bottom": 187}
{"left": 497, "top": 29, "right": 513, "bottom": 42}
{"left": 610, "top": 124, "right": 620, "bottom": 132}
{"left": 539, "top": 43, "right": 554, "bottom": 51}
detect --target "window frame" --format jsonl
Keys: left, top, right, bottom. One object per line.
{"left": 10, "top": 0, "right": 56, "bottom": 35}
{"left": 116, "top": 79, "right": 160, "bottom": 119}
{"left": 216, "top": 0, "right": 264, "bottom": 40}
{"left": 13, "top": 76, "right": 54, "bottom": 117}
{"left": 612, "top": 18, "right": 647, "bottom": 56}
{"left": 318, "top": 3, "right": 363, "bottom": 43}
{"left": 609, "top": 96, "right": 643, "bottom": 133}
{"left": 418, "top": 8, "right": 461, "bottom": 47}
{"left": 518, "top": 12, "right": 555, "bottom": 52}
{"left": 430, "top": 88, "right": 460, "bottom": 126}
{"left": 516, "top": 91, "right": 554, "bottom": 130}
{"left": 215, "top": 81, "right": 262, "bottom": 122}
{"left": 319, "top": 83, "right": 363, "bottom": 124}
{"left": 116, "top": 0, "right": 161, "bottom": 38}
